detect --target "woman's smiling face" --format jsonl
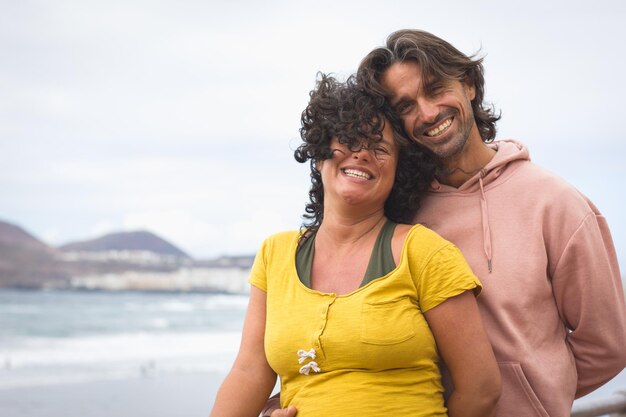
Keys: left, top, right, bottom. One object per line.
{"left": 318, "top": 120, "right": 399, "bottom": 210}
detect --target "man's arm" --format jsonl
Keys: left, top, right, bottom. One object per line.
{"left": 552, "top": 211, "right": 626, "bottom": 398}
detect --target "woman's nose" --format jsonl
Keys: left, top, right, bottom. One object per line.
{"left": 352, "top": 147, "right": 370, "bottom": 160}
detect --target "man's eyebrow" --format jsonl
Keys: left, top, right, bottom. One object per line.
{"left": 421, "top": 77, "right": 435, "bottom": 90}
{"left": 423, "top": 76, "right": 447, "bottom": 91}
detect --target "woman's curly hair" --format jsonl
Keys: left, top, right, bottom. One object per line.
{"left": 294, "top": 73, "right": 438, "bottom": 236}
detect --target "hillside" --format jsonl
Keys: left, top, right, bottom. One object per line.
{"left": 0, "top": 220, "right": 67, "bottom": 288}
{"left": 0, "top": 221, "right": 193, "bottom": 289}
{"left": 59, "top": 230, "right": 190, "bottom": 258}
{"left": 0, "top": 220, "right": 51, "bottom": 251}
{"left": 0, "top": 219, "right": 256, "bottom": 292}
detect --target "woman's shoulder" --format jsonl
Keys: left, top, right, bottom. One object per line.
{"left": 406, "top": 223, "right": 451, "bottom": 245}
{"left": 400, "top": 224, "right": 479, "bottom": 299}
{"left": 400, "top": 223, "right": 459, "bottom": 260}
{"left": 391, "top": 223, "right": 413, "bottom": 264}
{"left": 390, "top": 223, "right": 448, "bottom": 264}
{"left": 392, "top": 223, "right": 413, "bottom": 240}
{"left": 259, "top": 229, "right": 301, "bottom": 251}
{"left": 266, "top": 229, "right": 301, "bottom": 240}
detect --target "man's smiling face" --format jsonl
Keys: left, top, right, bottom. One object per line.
{"left": 381, "top": 60, "right": 478, "bottom": 159}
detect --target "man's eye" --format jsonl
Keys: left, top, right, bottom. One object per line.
{"left": 427, "top": 83, "right": 445, "bottom": 97}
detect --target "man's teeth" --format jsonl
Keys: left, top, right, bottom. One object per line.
{"left": 426, "top": 118, "right": 452, "bottom": 137}
{"left": 343, "top": 169, "right": 371, "bottom": 180}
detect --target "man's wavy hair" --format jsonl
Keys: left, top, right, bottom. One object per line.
{"left": 294, "top": 73, "right": 437, "bottom": 237}
{"left": 357, "top": 29, "right": 500, "bottom": 142}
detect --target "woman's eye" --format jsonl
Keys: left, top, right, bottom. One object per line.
{"left": 396, "top": 102, "right": 413, "bottom": 115}
{"left": 374, "top": 146, "right": 389, "bottom": 155}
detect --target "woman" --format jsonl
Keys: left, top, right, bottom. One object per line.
{"left": 210, "top": 75, "right": 500, "bottom": 417}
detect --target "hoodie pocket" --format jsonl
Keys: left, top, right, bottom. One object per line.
{"left": 360, "top": 298, "right": 416, "bottom": 345}
{"left": 497, "top": 362, "right": 549, "bottom": 417}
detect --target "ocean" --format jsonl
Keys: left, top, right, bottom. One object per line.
{"left": 0, "top": 289, "right": 246, "bottom": 390}
{"left": 0, "top": 289, "right": 624, "bottom": 414}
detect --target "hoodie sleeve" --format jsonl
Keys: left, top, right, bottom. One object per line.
{"left": 551, "top": 209, "right": 626, "bottom": 398}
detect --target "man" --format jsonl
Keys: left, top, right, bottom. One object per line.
{"left": 265, "top": 30, "right": 626, "bottom": 417}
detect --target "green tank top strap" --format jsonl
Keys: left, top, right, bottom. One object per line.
{"left": 362, "top": 219, "right": 398, "bottom": 285}
{"left": 295, "top": 220, "right": 398, "bottom": 289}
{"left": 296, "top": 231, "right": 316, "bottom": 288}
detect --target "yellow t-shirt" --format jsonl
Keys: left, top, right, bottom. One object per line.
{"left": 249, "top": 224, "right": 481, "bottom": 417}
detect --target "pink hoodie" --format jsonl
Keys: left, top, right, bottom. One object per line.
{"left": 414, "top": 140, "right": 626, "bottom": 417}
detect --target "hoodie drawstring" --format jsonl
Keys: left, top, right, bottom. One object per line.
{"left": 478, "top": 172, "right": 493, "bottom": 273}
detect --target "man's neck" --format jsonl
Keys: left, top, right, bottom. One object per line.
{"left": 438, "top": 140, "right": 496, "bottom": 188}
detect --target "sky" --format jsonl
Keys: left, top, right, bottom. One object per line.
{"left": 1, "top": 0, "right": 625, "bottom": 267}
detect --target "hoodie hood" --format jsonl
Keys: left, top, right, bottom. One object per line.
{"left": 426, "top": 140, "right": 530, "bottom": 273}
{"left": 429, "top": 140, "right": 530, "bottom": 193}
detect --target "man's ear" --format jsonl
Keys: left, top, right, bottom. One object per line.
{"left": 464, "top": 80, "right": 476, "bottom": 101}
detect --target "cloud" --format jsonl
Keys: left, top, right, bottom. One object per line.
{"left": 1, "top": 0, "right": 625, "bottom": 264}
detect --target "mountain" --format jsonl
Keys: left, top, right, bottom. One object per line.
{"left": 0, "top": 221, "right": 192, "bottom": 288}
{"left": 0, "top": 219, "right": 252, "bottom": 292}
{"left": 0, "top": 220, "right": 50, "bottom": 252}
{"left": 59, "top": 230, "right": 190, "bottom": 258}
{"left": 0, "top": 220, "right": 67, "bottom": 288}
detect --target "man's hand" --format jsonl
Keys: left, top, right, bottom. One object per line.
{"left": 269, "top": 405, "right": 297, "bottom": 417}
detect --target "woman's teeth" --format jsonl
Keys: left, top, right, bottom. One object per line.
{"left": 343, "top": 169, "right": 370, "bottom": 180}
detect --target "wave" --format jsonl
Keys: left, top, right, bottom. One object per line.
{"left": 0, "top": 291, "right": 250, "bottom": 389}
{"left": 0, "top": 331, "right": 241, "bottom": 389}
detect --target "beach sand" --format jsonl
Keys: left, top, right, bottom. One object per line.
{"left": 1, "top": 368, "right": 623, "bottom": 417}
{"left": 0, "top": 372, "right": 224, "bottom": 417}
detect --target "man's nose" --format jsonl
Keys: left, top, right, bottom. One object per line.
{"left": 417, "top": 97, "right": 438, "bottom": 123}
